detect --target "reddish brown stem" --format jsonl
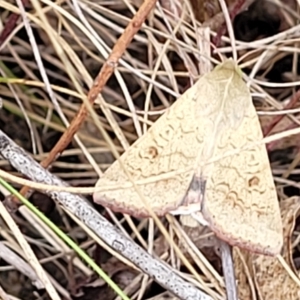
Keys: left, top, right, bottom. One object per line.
{"left": 212, "top": 0, "right": 247, "bottom": 46}
{"left": 264, "top": 89, "right": 300, "bottom": 137}
{"left": 13, "top": 0, "right": 158, "bottom": 204}
{"left": 0, "top": 0, "right": 30, "bottom": 47}
{"left": 266, "top": 122, "right": 298, "bottom": 152}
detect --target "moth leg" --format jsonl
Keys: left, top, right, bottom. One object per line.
{"left": 190, "top": 212, "right": 209, "bottom": 227}
{"left": 180, "top": 174, "right": 209, "bottom": 226}
{"left": 177, "top": 174, "right": 208, "bottom": 226}
{"left": 183, "top": 173, "right": 207, "bottom": 206}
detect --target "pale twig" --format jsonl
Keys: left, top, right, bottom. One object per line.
{"left": 0, "top": 131, "right": 212, "bottom": 300}
{"left": 219, "top": 240, "right": 238, "bottom": 300}
{"left": 2, "top": 115, "right": 300, "bottom": 193}
{"left": 0, "top": 241, "right": 44, "bottom": 289}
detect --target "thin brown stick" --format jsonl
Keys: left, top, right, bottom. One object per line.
{"left": 212, "top": 0, "right": 247, "bottom": 46}
{"left": 0, "top": 131, "right": 212, "bottom": 300}
{"left": 203, "top": 0, "right": 255, "bottom": 32}
{"left": 13, "top": 0, "right": 158, "bottom": 204}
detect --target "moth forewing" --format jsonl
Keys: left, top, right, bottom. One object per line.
{"left": 93, "top": 60, "right": 240, "bottom": 217}
{"left": 93, "top": 72, "right": 205, "bottom": 217}
{"left": 200, "top": 76, "right": 283, "bottom": 256}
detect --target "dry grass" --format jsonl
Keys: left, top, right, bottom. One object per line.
{"left": 1, "top": 0, "right": 300, "bottom": 299}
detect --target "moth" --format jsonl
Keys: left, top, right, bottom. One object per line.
{"left": 93, "top": 59, "right": 283, "bottom": 256}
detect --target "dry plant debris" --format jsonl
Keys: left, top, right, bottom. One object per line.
{"left": 0, "top": 0, "right": 300, "bottom": 299}
{"left": 234, "top": 197, "right": 300, "bottom": 299}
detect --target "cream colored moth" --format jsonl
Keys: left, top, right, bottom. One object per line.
{"left": 93, "top": 59, "right": 283, "bottom": 255}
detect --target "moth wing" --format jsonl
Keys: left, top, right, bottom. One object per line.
{"left": 93, "top": 59, "right": 253, "bottom": 219}
{"left": 202, "top": 100, "right": 283, "bottom": 255}
{"left": 93, "top": 81, "right": 207, "bottom": 218}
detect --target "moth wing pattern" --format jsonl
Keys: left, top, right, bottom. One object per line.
{"left": 93, "top": 62, "right": 240, "bottom": 217}
{"left": 201, "top": 90, "right": 283, "bottom": 255}
{"left": 93, "top": 79, "right": 206, "bottom": 217}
